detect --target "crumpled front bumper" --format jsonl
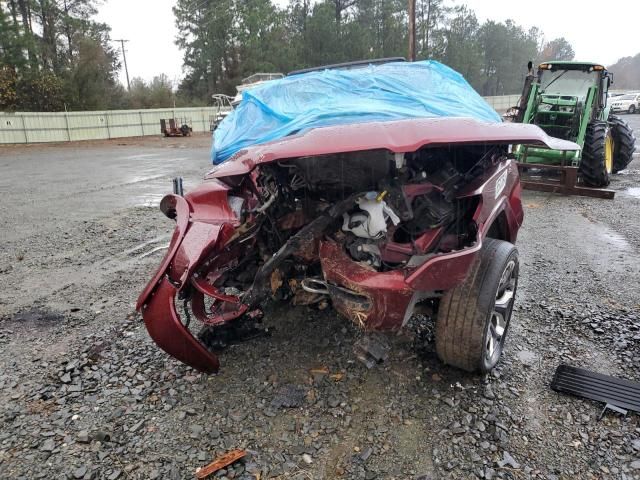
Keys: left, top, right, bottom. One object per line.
{"left": 142, "top": 277, "right": 220, "bottom": 374}
{"left": 137, "top": 189, "right": 238, "bottom": 375}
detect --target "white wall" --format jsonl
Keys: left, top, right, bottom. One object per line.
{"left": 0, "top": 107, "right": 225, "bottom": 144}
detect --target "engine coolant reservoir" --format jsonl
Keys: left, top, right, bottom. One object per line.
{"left": 342, "top": 191, "right": 400, "bottom": 239}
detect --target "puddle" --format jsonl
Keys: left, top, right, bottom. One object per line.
{"left": 598, "top": 229, "right": 632, "bottom": 251}
{"left": 8, "top": 309, "right": 64, "bottom": 328}
{"left": 120, "top": 153, "right": 160, "bottom": 160}
{"left": 136, "top": 193, "right": 164, "bottom": 207}
{"left": 625, "top": 187, "right": 640, "bottom": 199}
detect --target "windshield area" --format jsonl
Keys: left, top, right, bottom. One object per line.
{"left": 539, "top": 69, "right": 599, "bottom": 98}
{"left": 619, "top": 94, "right": 636, "bottom": 100}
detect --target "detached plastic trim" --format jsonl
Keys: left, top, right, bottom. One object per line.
{"left": 551, "top": 364, "right": 640, "bottom": 413}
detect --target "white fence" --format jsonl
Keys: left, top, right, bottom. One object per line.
{"left": 0, "top": 107, "right": 226, "bottom": 144}
{"left": 484, "top": 95, "right": 520, "bottom": 113}
{"left": 0, "top": 96, "right": 520, "bottom": 145}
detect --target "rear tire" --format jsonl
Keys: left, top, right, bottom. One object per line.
{"left": 435, "top": 238, "right": 519, "bottom": 373}
{"left": 580, "top": 121, "right": 612, "bottom": 187}
{"left": 609, "top": 114, "right": 636, "bottom": 173}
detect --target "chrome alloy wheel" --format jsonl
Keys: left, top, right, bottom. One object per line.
{"left": 484, "top": 259, "right": 517, "bottom": 365}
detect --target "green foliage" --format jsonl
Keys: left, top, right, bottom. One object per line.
{"left": 126, "top": 75, "right": 176, "bottom": 109}
{"left": 0, "top": 0, "right": 121, "bottom": 111}
{"left": 538, "top": 37, "right": 575, "bottom": 62}
{"left": 0, "top": 65, "right": 18, "bottom": 110}
{"left": 173, "top": 0, "right": 583, "bottom": 103}
{"left": 476, "top": 20, "right": 539, "bottom": 95}
{"left": 0, "top": 63, "right": 65, "bottom": 111}
{"left": 64, "top": 34, "right": 121, "bottom": 110}
{"left": 15, "top": 70, "right": 65, "bottom": 111}
{"left": 608, "top": 53, "right": 640, "bottom": 90}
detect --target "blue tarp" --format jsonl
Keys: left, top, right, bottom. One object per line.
{"left": 212, "top": 60, "right": 501, "bottom": 164}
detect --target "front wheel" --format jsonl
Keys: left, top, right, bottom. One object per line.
{"left": 580, "top": 121, "right": 612, "bottom": 187}
{"left": 609, "top": 114, "right": 637, "bottom": 173}
{"left": 435, "top": 238, "right": 519, "bottom": 373}
{"left": 629, "top": 105, "right": 636, "bottom": 114}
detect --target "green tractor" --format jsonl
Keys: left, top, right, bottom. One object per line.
{"left": 513, "top": 61, "right": 635, "bottom": 189}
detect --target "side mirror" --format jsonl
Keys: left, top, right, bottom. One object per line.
{"left": 601, "top": 76, "right": 609, "bottom": 107}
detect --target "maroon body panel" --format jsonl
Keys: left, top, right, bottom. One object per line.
{"left": 136, "top": 118, "right": 540, "bottom": 374}
{"left": 320, "top": 240, "right": 415, "bottom": 330}
{"left": 142, "top": 277, "right": 220, "bottom": 374}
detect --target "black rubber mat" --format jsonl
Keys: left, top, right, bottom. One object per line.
{"left": 551, "top": 364, "right": 640, "bottom": 413}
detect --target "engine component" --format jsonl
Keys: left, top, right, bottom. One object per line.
{"left": 342, "top": 192, "right": 400, "bottom": 240}
{"left": 291, "top": 150, "right": 392, "bottom": 195}
{"left": 301, "top": 278, "right": 330, "bottom": 294}
{"left": 404, "top": 191, "right": 455, "bottom": 233}
{"left": 348, "top": 239, "right": 382, "bottom": 267}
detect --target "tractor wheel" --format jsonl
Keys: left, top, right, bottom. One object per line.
{"left": 580, "top": 121, "right": 612, "bottom": 187}
{"left": 435, "top": 239, "right": 519, "bottom": 373}
{"left": 609, "top": 114, "right": 636, "bottom": 173}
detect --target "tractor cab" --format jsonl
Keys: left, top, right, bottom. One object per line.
{"left": 537, "top": 62, "right": 611, "bottom": 138}
{"left": 516, "top": 62, "right": 611, "bottom": 141}
{"left": 512, "top": 60, "right": 634, "bottom": 191}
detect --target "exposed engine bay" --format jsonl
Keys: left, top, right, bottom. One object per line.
{"left": 178, "top": 144, "right": 508, "bottom": 335}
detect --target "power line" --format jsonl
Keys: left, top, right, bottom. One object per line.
{"left": 114, "top": 39, "right": 131, "bottom": 90}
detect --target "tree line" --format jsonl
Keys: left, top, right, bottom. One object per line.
{"left": 608, "top": 53, "right": 640, "bottom": 91}
{"left": 174, "top": 0, "right": 576, "bottom": 104}
{"left": 1, "top": 0, "right": 579, "bottom": 112}
{"left": 0, "top": 0, "right": 123, "bottom": 110}
{"left": 0, "top": 0, "right": 183, "bottom": 111}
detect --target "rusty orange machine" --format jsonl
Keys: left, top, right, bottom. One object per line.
{"left": 160, "top": 117, "right": 192, "bottom": 137}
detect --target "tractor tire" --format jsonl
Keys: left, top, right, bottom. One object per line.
{"left": 609, "top": 114, "right": 636, "bottom": 173}
{"left": 435, "top": 238, "right": 519, "bottom": 373}
{"left": 580, "top": 121, "right": 612, "bottom": 188}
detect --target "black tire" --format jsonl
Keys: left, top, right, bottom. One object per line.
{"left": 609, "top": 114, "right": 636, "bottom": 173}
{"left": 629, "top": 105, "right": 636, "bottom": 114}
{"left": 580, "top": 121, "right": 611, "bottom": 187}
{"left": 435, "top": 238, "right": 519, "bottom": 373}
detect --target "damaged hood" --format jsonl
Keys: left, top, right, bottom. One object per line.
{"left": 206, "top": 117, "right": 579, "bottom": 179}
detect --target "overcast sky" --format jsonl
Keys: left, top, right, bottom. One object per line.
{"left": 97, "top": 0, "right": 640, "bottom": 87}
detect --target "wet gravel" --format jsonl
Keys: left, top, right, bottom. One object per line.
{"left": 1, "top": 130, "right": 639, "bottom": 479}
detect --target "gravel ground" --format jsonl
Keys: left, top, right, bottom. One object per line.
{"left": 1, "top": 120, "right": 639, "bottom": 480}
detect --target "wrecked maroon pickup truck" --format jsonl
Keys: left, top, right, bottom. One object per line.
{"left": 137, "top": 116, "right": 579, "bottom": 375}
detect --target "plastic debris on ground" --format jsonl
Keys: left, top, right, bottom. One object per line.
{"left": 212, "top": 60, "right": 502, "bottom": 164}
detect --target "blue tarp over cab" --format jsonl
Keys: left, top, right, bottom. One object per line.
{"left": 212, "top": 60, "right": 502, "bottom": 164}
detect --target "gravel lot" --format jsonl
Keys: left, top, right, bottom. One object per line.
{"left": 1, "top": 119, "right": 639, "bottom": 480}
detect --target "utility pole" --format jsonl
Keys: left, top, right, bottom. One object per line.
{"left": 115, "top": 39, "right": 131, "bottom": 90}
{"left": 408, "top": 0, "right": 416, "bottom": 61}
